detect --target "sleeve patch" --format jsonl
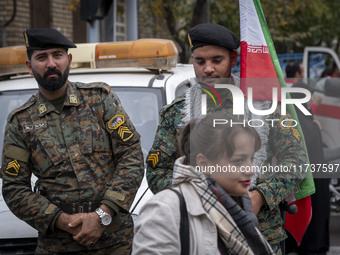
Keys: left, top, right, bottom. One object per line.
{"left": 105, "top": 190, "right": 125, "bottom": 201}
{"left": 147, "top": 152, "right": 159, "bottom": 168}
{"left": 5, "top": 160, "right": 20, "bottom": 176}
{"left": 279, "top": 115, "right": 301, "bottom": 142}
{"left": 107, "top": 114, "right": 125, "bottom": 130}
{"left": 118, "top": 126, "right": 133, "bottom": 141}
{"left": 45, "top": 204, "right": 58, "bottom": 215}
{"left": 4, "top": 145, "right": 29, "bottom": 162}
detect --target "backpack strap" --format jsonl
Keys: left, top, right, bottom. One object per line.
{"left": 170, "top": 188, "right": 190, "bottom": 255}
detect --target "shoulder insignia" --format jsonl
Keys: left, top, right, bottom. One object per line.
{"left": 8, "top": 95, "right": 36, "bottom": 121}
{"left": 107, "top": 114, "right": 125, "bottom": 130}
{"left": 5, "top": 160, "right": 20, "bottom": 177}
{"left": 280, "top": 114, "right": 301, "bottom": 142}
{"left": 75, "top": 82, "right": 111, "bottom": 93}
{"left": 147, "top": 152, "right": 159, "bottom": 168}
{"left": 39, "top": 103, "right": 47, "bottom": 114}
{"left": 69, "top": 94, "right": 78, "bottom": 104}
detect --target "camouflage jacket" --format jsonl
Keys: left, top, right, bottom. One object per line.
{"left": 1, "top": 82, "right": 144, "bottom": 252}
{"left": 146, "top": 89, "right": 307, "bottom": 248}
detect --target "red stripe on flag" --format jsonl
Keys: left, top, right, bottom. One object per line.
{"left": 314, "top": 104, "right": 340, "bottom": 120}
{"left": 240, "top": 42, "right": 277, "bottom": 78}
{"left": 240, "top": 42, "right": 281, "bottom": 100}
{"left": 285, "top": 196, "right": 312, "bottom": 245}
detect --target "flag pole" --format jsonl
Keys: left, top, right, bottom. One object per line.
{"left": 252, "top": 0, "right": 315, "bottom": 200}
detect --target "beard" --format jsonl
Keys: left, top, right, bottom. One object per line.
{"left": 33, "top": 65, "right": 69, "bottom": 91}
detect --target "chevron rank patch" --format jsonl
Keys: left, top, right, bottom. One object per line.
{"left": 5, "top": 160, "right": 20, "bottom": 177}
{"left": 108, "top": 114, "right": 125, "bottom": 130}
{"left": 118, "top": 126, "right": 133, "bottom": 141}
{"left": 147, "top": 152, "right": 159, "bottom": 168}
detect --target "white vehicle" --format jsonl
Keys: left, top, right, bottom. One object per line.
{"left": 303, "top": 47, "right": 340, "bottom": 214}
{"left": 0, "top": 39, "right": 195, "bottom": 253}
{"left": 302, "top": 46, "right": 340, "bottom": 149}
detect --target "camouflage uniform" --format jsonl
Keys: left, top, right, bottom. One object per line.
{"left": 1, "top": 82, "right": 144, "bottom": 254}
{"left": 146, "top": 88, "right": 306, "bottom": 253}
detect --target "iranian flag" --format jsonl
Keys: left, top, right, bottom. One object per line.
{"left": 239, "top": 0, "right": 314, "bottom": 246}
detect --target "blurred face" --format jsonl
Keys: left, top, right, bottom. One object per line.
{"left": 26, "top": 48, "right": 72, "bottom": 91}
{"left": 197, "top": 131, "right": 255, "bottom": 196}
{"left": 192, "top": 45, "right": 238, "bottom": 80}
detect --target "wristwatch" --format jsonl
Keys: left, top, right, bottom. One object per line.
{"left": 95, "top": 208, "right": 112, "bottom": 226}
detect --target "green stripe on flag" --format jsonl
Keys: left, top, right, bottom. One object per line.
{"left": 253, "top": 0, "right": 315, "bottom": 199}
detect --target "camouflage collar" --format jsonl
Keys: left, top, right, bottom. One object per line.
{"left": 64, "top": 82, "right": 81, "bottom": 107}
{"left": 36, "top": 82, "right": 81, "bottom": 116}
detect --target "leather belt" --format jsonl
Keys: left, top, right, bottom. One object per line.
{"left": 56, "top": 201, "right": 100, "bottom": 214}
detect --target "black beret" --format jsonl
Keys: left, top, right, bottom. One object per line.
{"left": 23, "top": 28, "right": 77, "bottom": 51}
{"left": 188, "top": 24, "right": 240, "bottom": 52}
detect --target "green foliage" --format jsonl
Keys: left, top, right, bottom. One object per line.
{"left": 139, "top": 0, "right": 340, "bottom": 62}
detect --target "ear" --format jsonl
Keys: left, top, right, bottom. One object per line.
{"left": 196, "top": 153, "right": 209, "bottom": 167}
{"left": 230, "top": 51, "right": 238, "bottom": 68}
{"left": 25, "top": 60, "right": 33, "bottom": 75}
{"left": 68, "top": 53, "right": 73, "bottom": 70}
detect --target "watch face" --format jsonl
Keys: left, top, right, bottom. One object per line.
{"left": 101, "top": 214, "right": 112, "bottom": 226}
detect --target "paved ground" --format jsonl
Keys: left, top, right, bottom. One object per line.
{"left": 328, "top": 213, "right": 340, "bottom": 254}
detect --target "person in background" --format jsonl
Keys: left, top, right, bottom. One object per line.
{"left": 133, "top": 114, "right": 274, "bottom": 254}
{"left": 286, "top": 60, "right": 321, "bottom": 115}
{"left": 316, "top": 63, "right": 340, "bottom": 92}
{"left": 1, "top": 28, "right": 144, "bottom": 254}
{"left": 285, "top": 60, "right": 304, "bottom": 87}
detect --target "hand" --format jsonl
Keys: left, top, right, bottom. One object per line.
{"left": 69, "top": 212, "right": 106, "bottom": 247}
{"left": 248, "top": 190, "right": 264, "bottom": 215}
{"left": 55, "top": 213, "right": 82, "bottom": 236}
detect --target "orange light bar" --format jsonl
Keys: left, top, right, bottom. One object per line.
{"left": 0, "top": 39, "right": 179, "bottom": 78}
{"left": 95, "top": 39, "right": 178, "bottom": 70}
{"left": 0, "top": 46, "right": 28, "bottom": 76}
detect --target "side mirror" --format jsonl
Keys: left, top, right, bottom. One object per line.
{"left": 324, "top": 78, "right": 340, "bottom": 98}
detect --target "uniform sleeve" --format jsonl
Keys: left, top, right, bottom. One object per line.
{"left": 255, "top": 111, "right": 307, "bottom": 211}
{"left": 132, "top": 190, "right": 181, "bottom": 254}
{"left": 1, "top": 117, "right": 60, "bottom": 235}
{"left": 102, "top": 90, "right": 144, "bottom": 212}
{"left": 146, "top": 103, "right": 182, "bottom": 194}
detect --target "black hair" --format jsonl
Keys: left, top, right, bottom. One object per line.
{"left": 321, "top": 67, "right": 334, "bottom": 78}
{"left": 27, "top": 50, "right": 34, "bottom": 61}
{"left": 179, "top": 113, "right": 261, "bottom": 166}
{"left": 285, "top": 61, "right": 301, "bottom": 78}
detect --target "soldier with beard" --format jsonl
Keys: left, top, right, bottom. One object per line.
{"left": 1, "top": 28, "right": 144, "bottom": 254}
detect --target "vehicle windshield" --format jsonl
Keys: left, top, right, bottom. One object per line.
{"left": 0, "top": 87, "right": 163, "bottom": 167}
